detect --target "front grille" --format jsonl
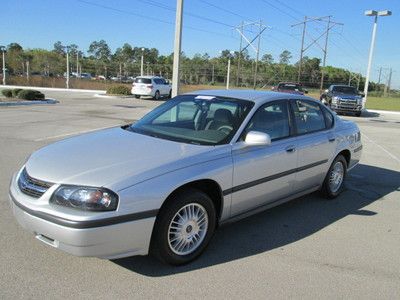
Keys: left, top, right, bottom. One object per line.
{"left": 338, "top": 99, "right": 358, "bottom": 109}
{"left": 18, "top": 168, "right": 53, "bottom": 198}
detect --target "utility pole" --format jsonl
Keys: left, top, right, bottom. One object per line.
{"left": 235, "top": 20, "right": 267, "bottom": 89}
{"left": 236, "top": 21, "right": 243, "bottom": 87}
{"left": 140, "top": 48, "right": 144, "bottom": 76}
{"left": 0, "top": 46, "right": 6, "bottom": 85}
{"left": 227, "top": 55, "right": 231, "bottom": 89}
{"left": 76, "top": 51, "right": 79, "bottom": 78}
{"left": 292, "top": 16, "right": 343, "bottom": 90}
{"left": 26, "top": 61, "right": 30, "bottom": 82}
{"left": 211, "top": 64, "right": 215, "bottom": 83}
{"left": 377, "top": 67, "right": 382, "bottom": 84}
{"left": 319, "top": 16, "right": 331, "bottom": 92}
{"left": 172, "top": 0, "right": 184, "bottom": 97}
{"left": 66, "top": 47, "right": 70, "bottom": 89}
{"left": 297, "top": 16, "right": 307, "bottom": 83}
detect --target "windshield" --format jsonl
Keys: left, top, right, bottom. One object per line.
{"left": 128, "top": 95, "right": 254, "bottom": 145}
{"left": 332, "top": 86, "right": 357, "bottom": 94}
{"left": 279, "top": 83, "right": 303, "bottom": 91}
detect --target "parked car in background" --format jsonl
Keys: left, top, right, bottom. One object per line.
{"left": 132, "top": 76, "right": 172, "bottom": 100}
{"left": 9, "top": 90, "right": 362, "bottom": 265}
{"left": 320, "top": 85, "right": 364, "bottom": 117}
{"left": 272, "top": 82, "right": 308, "bottom": 95}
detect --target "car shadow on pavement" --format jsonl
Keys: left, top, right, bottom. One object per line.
{"left": 112, "top": 164, "right": 399, "bottom": 276}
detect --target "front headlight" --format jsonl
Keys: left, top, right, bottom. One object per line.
{"left": 50, "top": 185, "right": 119, "bottom": 211}
{"left": 332, "top": 96, "right": 340, "bottom": 104}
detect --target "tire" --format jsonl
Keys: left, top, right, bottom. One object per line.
{"left": 167, "top": 90, "right": 172, "bottom": 99}
{"left": 150, "top": 188, "right": 216, "bottom": 265}
{"left": 355, "top": 111, "right": 362, "bottom": 117}
{"left": 321, "top": 155, "right": 347, "bottom": 199}
{"left": 154, "top": 90, "right": 160, "bottom": 100}
{"left": 134, "top": 95, "right": 140, "bottom": 99}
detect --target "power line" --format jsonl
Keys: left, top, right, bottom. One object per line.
{"left": 272, "top": 0, "right": 305, "bottom": 17}
{"left": 260, "top": 0, "right": 300, "bottom": 21}
{"left": 76, "top": 0, "right": 237, "bottom": 40}
{"left": 198, "top": 0, "right": 254, "bottom": 21}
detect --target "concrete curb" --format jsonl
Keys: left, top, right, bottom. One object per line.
{"left": 367, "top": 109, "right": 400, "bottom": 115}
{"left": 1, "top": 85, "right": 105, "bottom": 93}
{"left": 0, "top": 98, "right": 59, "bottom": 107}
{"left": 94, "top": 93, "right": 135, "bottom": 99}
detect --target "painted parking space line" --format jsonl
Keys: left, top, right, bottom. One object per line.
{"left": 362, "top": 133, "right": 400, "bottom": 165}
{"left": 34, "top": 125, "right": 116, "bottom": 142}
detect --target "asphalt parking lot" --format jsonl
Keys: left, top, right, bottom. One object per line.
{"left": 0, "top": 89, "right": 399, "bottom": 299}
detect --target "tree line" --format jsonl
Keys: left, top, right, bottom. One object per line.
{"left": 1, "top": 40, "right": 384, "bottom": 91}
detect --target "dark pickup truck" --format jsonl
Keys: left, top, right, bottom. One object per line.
{"left": 320, "top": 85, "right": 364, "bottom": 117}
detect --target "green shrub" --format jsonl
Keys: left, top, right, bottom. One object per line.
{"left": 106, "top": 85, "right": 131, "bottom": 95}
{"left": 1, "top": 89, "right": 13, "bottom": 98}
{"left": 17, "top": 89, "right": 45, "bottom": 100}
{"left": 12, "top": 88, "right": 23, "bottom": 98}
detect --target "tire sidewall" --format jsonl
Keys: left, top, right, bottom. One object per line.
{"left": 151, "top": 189, "right": 216, "bottom": 265}
{"left": 154, "top": 90, "right": 160, "bottom": 100}
{"left": 323, "top": 155, "right": 347, "bottom": 198}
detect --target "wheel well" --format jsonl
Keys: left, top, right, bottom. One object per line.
{"left": 160, "top": 179, "right": 223, "bottom": 222}
{"left": 338, "top": 149, "right": 351, "bottom": 167}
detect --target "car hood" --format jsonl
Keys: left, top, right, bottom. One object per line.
{"left": 25, "top": 127, "right": 229, "bottom": 191}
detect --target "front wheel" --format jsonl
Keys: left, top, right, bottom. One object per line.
{"left": 150, "top": 189, "right": 216, "bottom": 265}
{"left": 355, "top": 111, "right": 362, "bottom": 117}
{"left": 321, "top": 155, "right": 347, "bottom": 199}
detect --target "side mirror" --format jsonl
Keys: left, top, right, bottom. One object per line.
{"left": 244, "top": 131, "right": 271, "bottom": 146}
{"left": 359, "top": 92, "right": 365, "bottom": 97}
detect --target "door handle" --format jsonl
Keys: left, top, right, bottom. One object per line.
{"left": 285, "top": 145, "right": 296, "bottom": 153}
{"left": 328, "top": 137, "right": 336, "bottom": 142}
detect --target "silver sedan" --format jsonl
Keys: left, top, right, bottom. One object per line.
{"left": 9, "top": 90, "right": 362, "bottom": 265}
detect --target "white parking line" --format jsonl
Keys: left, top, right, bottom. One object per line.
{"left": 34, "top": 125, "right": 115, "bottom": 142}
{"left": 362, "top": 133, "right": 400, "bottom": 164}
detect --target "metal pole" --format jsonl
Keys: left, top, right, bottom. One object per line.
{"left": 226, "top": 56, "right": 231, "bottom": 89}
{"left": 297, "top": 16, "right": 307, "bottom": 83}
{"left": 2, "top": 50, "right": 5, "bottom": 85}
{"left": 319, "top": 16, "right": 331, "bottom": 93}
{"left": 76, "top": 52, "right": 79, "bottom": 77}
{"left": 253, "top": 21, "right": 262, "bottom": 90}
{"left": 26, "top": 61, "right": 29, "bottom": 82}
{"left": 357, "top": 73, "right": 361, "bottom": 90}
{"left": 348, "top": 71, "right": 352, "bottom": 85}
{"left": 377, "top": 67, "right": 382, "bottom": 84}
{"left": 364, "top": 15, "right": 378, "bottom": 101}
{"left": 211, "top": 64, "right": 214, "bottom": 83}
{"left": 236, "top": 21, "right": 243, "bottom": 87}
{"left": 140, "top": 49, "right": 144, "bottom": 76}
{"left": 172, "top": 0, "right": 184, "bottom": 97}
{"left": 66, "top": 50, "right": 70, "bottom": 89}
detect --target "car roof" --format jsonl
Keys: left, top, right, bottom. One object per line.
{"left": 184, "top": 89, "right": 314, "bottom": 103}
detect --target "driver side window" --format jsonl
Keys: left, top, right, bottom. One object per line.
{"left": 244, "top": 101, "right": 290, "bottom": 141}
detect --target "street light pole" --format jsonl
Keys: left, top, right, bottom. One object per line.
{"left": 140, "top": 48, "right": 144, "bottom": 76}
{"left": 0, "top": 46, "right": 6, "bottom": 85}
{"left": 226, "top": 51, "right": 234, "bottom": 89}
{"left": 172, "top": 0, "right": 184, "bottom": 97}
{"left": 364, "top": 10, "right": 392, "bottom": 102}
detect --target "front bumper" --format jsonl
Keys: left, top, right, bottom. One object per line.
{"left": 331, "top": 103, "right": 362, "bottom": 113}
{"left": 9, "top": 176, "right": 156, "bottom": 259}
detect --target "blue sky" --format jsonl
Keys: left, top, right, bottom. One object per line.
{"left": 1, "top": 0, "right": 399, "bottom": 88}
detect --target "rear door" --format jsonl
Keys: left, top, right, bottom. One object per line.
{"left": 230, "top": 100, "right": 298, "bottom": 216}
{"left": 289, "top": 99, "right": 336, "bottom": 192}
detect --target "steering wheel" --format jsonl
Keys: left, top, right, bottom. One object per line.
{"left": 217, "top": 125, "right": 233, "bottom": 135}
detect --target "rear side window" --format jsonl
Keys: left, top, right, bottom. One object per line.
{"left": 291, "top": 100, "right": 326, "bottom": 134}
{"left": 135, "top": 78, "right": 152, "bottom": 84}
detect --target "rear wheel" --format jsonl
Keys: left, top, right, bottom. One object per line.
{"left": 154, "top": 90, "right": 160, "bottom": 100}
{"left": 134, "top": 95, "right": 140, "bottom": 99}
{"left": 167, "top": 90, "right": 172, "bottom": 99}
{"left": 151, "top": 189, "right": 216, "bottom": 265}
{"left": 322, "top": 155, "right": 347, "bottom": 199}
